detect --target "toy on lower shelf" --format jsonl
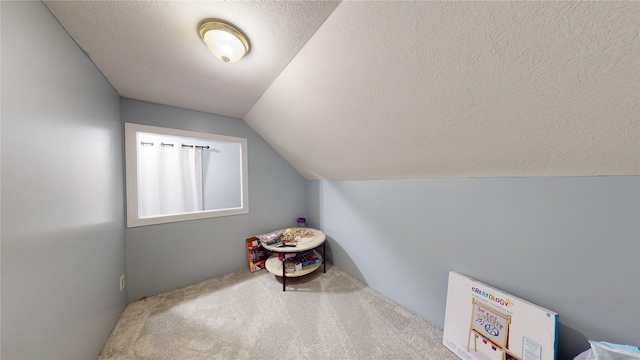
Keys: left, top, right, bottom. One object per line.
{"left": 280, "top": 250, "right": 320, "bottom": 273}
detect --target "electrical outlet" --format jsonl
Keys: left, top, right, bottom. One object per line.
{"left": 120, "top": 274, "right": 125, "bottom": 292}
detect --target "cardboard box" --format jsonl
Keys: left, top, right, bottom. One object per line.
{"left": 443, "top": 271, "right": 558, "bottom": 360}
{"left": 245, "top": 237, "right": 266, "bottom": 272}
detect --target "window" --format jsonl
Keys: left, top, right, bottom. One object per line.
{"left": 125, "top": 123, "right": 248, "bottom": 227}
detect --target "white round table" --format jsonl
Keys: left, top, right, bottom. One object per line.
{"left": 261, "top": 228, "right": 326, "bottom": 291}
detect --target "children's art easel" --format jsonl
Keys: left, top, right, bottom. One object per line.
{"left": 467, "top": 298, "right": 516, "bottom": 360}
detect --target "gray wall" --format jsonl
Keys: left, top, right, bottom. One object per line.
{"left": 1, "top": 1, "right": 127, "bottom": 359}
{"left": 121, "top": 99, "right": 308, "bottom": 302}
{"left": 308, "top": 176, "right": 639, "bottom": 359}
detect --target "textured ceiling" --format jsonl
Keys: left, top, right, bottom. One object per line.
{"left": 45, "top": 1, "right": 638, "bottom": 180}
{"left": 245, "top": 1, "right": 639, "bottom": 179}
{"left": 44, "top": 0, "right": 340, "bottom": 119}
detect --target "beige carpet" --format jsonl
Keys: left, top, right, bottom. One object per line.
{"left": 99, "top": 264, "right": 459, "bottom": 360}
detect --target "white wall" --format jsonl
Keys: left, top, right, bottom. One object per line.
{"left": 308, "top": 176, "right": 640, "bottom": 359}
{"left": 1, "top": 2, "right": 126, "bottom": 359}
{"left": 121, "top": 99, "right": 308, "bottom": 303}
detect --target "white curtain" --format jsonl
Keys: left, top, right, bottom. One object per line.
{"left": 138, "top": 143, "right": 203, "bottom": 218}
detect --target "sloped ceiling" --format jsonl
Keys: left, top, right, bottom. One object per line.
{"left": 245, "top": 1, "right": 639, "bottom": 179}
{"left": 46, "top": 1, "right": 639, "bottom": 180}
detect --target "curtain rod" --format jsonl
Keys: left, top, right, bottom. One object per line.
{"left": 182, "top": 144, "right": 210, "bottom": 149}
{"left": 140, "top": 141, "right": 209, "bottom": 149}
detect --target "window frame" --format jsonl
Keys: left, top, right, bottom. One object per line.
{"left": 124, "top": 123, "right": 249, "bottom": 228}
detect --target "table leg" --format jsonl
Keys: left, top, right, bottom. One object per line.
{"left": 282, "top": 257, "right": 286, "bottom": 291}
{"left": 323, "top": 242, "right": 326, "bottom": 273}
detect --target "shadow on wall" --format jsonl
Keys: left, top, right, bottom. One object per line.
{"left": 559, "top": 322, "right": 590, "bottom": 359}
{"left": 324, "top": 235, "right": 367, "bottom": 286}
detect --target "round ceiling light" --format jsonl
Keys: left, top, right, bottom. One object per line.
{"left": 198, "top": 19, "right": 250, "bottom": 63}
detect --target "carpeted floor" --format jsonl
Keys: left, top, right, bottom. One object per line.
{"left": 99, "top": 264, "right": 459, "bottom": 359}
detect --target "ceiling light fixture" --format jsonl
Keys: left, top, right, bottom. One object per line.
{"left": 198, "top": 19, "right": 250, "bottom": 63}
